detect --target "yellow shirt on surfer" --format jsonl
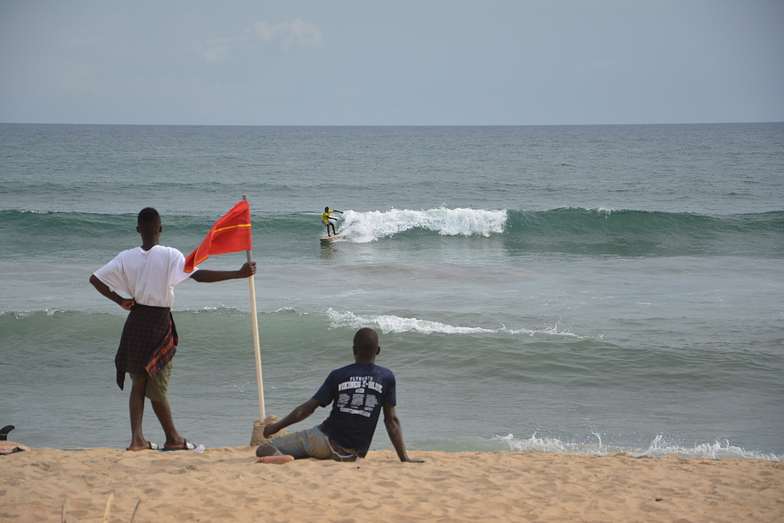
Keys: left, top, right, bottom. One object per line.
{"left": 322, "top": 207, "right": 343, "bottom": 237}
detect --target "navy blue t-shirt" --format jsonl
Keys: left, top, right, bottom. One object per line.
{"left": 313, "top": 362, "right": 396, "bottom": 455}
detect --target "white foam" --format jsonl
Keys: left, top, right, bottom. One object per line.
{"left": 494, "top": 433, "right": 782, "bottom": 461}
{"left": 326, "top": 309, "right": 581, "bottom": 338}
{"left": 327, "top": 309, "right": 493, "bottom": 335}
{"left": 337, "top": 207, "right": 507, "bottom": 243}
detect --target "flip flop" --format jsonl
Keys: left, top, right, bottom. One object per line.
{"left": 126, "top": 441, "right": 160, "bottom": 451}
{"left": 162, "top": 439, "right": 196, "bottom": 451}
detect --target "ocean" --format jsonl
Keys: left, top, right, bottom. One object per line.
{"left": 1, "top": 123, "right": 782, "bottom": 460}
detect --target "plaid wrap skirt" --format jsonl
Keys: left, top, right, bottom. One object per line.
{"left": 115, "top": 304, "right": 178, "bottom": 390}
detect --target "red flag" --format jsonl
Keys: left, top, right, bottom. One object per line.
{"left": 184, "top": 201, "right": 252, "bottom": 273}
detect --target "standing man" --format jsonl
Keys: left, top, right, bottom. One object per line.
{"left": 256, "top": 328, "right": 422, "bottom": 463}
{"left": 90, "top": 207, "right": 256, "bottom": 451}
{"left": 321, "top": 206, "right": 343, "bottom": 237}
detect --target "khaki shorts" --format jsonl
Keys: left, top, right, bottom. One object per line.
{"left": 129, "top": 360, "right": 173, "bottom": 402}
{"left": 263, "top": 426, "right": 361, "bottom": 462}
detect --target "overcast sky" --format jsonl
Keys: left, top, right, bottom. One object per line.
{"left": 1, "top": 0, "right": 782, "bottom": 126}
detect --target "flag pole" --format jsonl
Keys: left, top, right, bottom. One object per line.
{"left": 243, "top": 194, "right": 265, "bottom": 420}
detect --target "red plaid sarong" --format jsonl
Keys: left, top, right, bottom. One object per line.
{"left": 115, "top": 305, "right": 178, "bottom": 390}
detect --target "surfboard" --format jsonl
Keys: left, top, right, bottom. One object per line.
{"left": 0, "top": 425, "right": 29, "bottom": 455}
{"left": 320, "top": 233, "right": 340, "bottom": 243}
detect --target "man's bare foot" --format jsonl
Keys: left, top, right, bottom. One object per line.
{"left": 256, "top": 455, "right": 295, "bottom": 464}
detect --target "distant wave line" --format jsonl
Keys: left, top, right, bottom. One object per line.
{"left": 326, "top": 309, "right": 582, "bottom": 338}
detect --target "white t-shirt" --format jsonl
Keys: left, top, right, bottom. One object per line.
{"left": 93, "top": 245, "right": 195, "bottom": 308}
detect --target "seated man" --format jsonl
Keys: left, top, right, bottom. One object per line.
{"left": 256, "top": 328, "right": 422, "bottom": 463}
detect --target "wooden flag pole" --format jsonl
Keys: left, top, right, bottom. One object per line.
{"left": 244, "top": 196, "right": 283, "bottom": 446}
{"left": 243, "top": 195, "right": 265, "bottom": 420}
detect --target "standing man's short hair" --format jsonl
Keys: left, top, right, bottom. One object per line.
{"left": 138, "top": 207, "right": 160, "bottom": 227}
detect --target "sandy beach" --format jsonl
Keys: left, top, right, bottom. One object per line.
{"left": 1, "top": 447, "right": 781, "bottom": 522}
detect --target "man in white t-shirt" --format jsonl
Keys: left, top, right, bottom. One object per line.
{"left": 90, "top": 207, "right": 255, "bottom": 451}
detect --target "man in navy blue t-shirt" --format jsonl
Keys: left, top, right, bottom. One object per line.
{"left": 256, "top": 328, "right": 422, "bottom": 463}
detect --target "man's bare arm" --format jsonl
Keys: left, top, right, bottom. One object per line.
{"left": 383, "top": 403, "right": 423, "bottom": 463}
{"left": 89, "top": 274, "right": 135, "bottom": 310}
{"left": 263, "top": 398, "right": 321, "bottom": 439}
{"left": 190, "top": 261, "right": 256, "bottom": 283}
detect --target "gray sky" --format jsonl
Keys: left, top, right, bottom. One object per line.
{"left": 1, "top": 0, "right": 782, "bottom": 125}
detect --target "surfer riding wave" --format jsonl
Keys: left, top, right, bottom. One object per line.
{"left": 322, "top": 207, "right": 343, "bottom": 237}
